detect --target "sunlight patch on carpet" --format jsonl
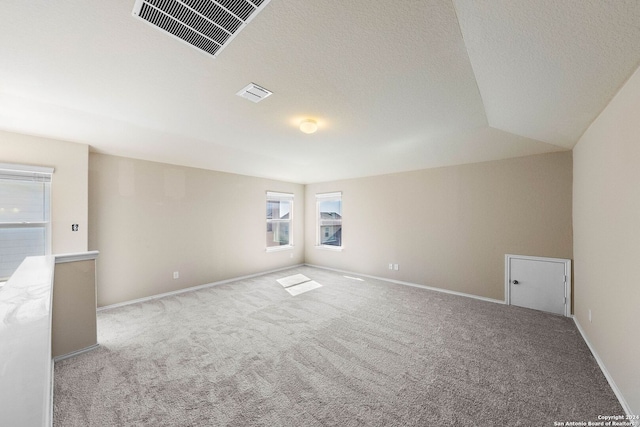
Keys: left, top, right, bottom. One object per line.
{"left": 276, "top": 274, "right": 322, "bottom": 296}
{"left": 284, "top": 280, "right": 322, "bottom": 296}
{"left": 277, "top": 274, "right": 310, "bottom": 288}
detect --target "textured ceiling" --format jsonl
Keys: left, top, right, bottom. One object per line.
{"left": 454, "top": 0, "right": 640, "bottom": 147}
{"left": 0, "top": 0, "right": 639, "bottom": 183}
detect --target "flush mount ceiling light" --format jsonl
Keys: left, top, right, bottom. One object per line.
{"left": 299, "top": 119, "right": 318, "bottom": 134}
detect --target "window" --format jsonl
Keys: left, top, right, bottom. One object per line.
{"left": 316, "top": 192, "right": 342, "bottom": 249}
{"left": 0, "top": 163, "right": 53, "bottom": 280}
{"left": 266, "top": 191, "right": 293, "bottom": 251}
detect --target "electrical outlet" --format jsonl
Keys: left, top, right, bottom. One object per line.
{"left": 173, "top": 271, "right": 179, "bottom": 279}
{"left": 388, "top": 263, "right": 393, "bottom": 270}
{"left": 588, "top": 309, "right": 592, "bottom": 323}
{"left": 394, "top": 264, "right": 399, "bottom": 271}
{"left": 71, "top": 224, "right": 79, "bottom": 231}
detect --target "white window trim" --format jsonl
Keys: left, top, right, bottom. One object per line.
{"left": 316, "top": 191, "right": 341, "bottom": 199}
{"left": 266, "top": 245, "right": 293, "bottom": 253}
{"left": 315, "top": 191, "right": 343, "bottom": 250}
{"left": 266, "top": 191, "right": 294, "bottom": 252}
{"left": 266, "top": 191, "right": 294, "bottom": 200}
{"left": 315, "top": 244, "right": 343, "bottom": 252}
{"left": 0, "top": 162, "right": 54, "bottom": 179}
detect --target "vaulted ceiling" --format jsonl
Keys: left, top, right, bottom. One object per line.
{"left": 1, "top": 1, "right": 639, "bottom": 183}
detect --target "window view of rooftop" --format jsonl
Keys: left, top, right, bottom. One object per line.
{"left": 318, "top": 198, "right": 341, "bottom": 247}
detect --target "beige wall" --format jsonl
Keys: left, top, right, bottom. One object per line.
{"left": 52, "top": 258, "right": 97, "bottom": 358}
{"left": 89, "top": 153, "right": 304, "bottom": 307}
{"left": 0, "top": 131, "right": 88, "bottom": 254}
{"left": 573, "top": 66, "right": 640, "bottom": 414}
{"left": 305, "top": 151, "right": 573, "bottom": 301}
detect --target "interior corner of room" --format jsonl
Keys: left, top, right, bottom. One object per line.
{"left": 1, "top": 0, "right": 639, "bottom": 424}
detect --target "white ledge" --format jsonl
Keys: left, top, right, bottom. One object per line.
{"left": 54, "top": 251, "right": 99, "bottom": 264}
{"left": 315, "top": 245, "right": 343, "bottom": 252}
{"left": 266, "top": 245, "right": 294, "bottom": 252}
{"left": 0, "top": 255, "right": 55, "bottom": 427}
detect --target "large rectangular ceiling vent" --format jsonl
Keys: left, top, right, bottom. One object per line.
{"left": 132, "top": 0, "right": 271, "bottom": 58}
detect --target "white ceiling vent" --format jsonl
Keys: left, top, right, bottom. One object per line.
{"left": 236, "top": 83, "right": 272, "bottom": 103}
{"left": 132, "top": 0, "right": 271, "bottom": 58}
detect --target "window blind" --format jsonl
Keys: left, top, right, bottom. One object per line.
{"left": 0, "top": 163, "right": 53, "bottom": 280}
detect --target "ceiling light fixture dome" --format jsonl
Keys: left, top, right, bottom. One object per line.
{"left": 299, "top": 119, "right": 318, "bottom": 134}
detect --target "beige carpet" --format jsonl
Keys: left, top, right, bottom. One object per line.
{"left": 54, "top": 266, "right": 623, "bottom": 426}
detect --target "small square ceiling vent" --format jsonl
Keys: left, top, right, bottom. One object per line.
{"left": 132, "top": 0, "right": 271, "bottom": 58}
{"left": 236, "top": 83, "right": 272, "bottom": 103}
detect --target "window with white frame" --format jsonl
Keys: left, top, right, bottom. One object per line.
{"left": 316, "top": 192, "right": 342, "bottom": 249}
{"left": 266, "top": 191, "right": 293, "bottom": 250}
{"left": 0, "top": 163, "right": 53, "bottom": 280}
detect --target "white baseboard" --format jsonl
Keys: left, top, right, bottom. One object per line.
{"left": 572, "top": 316, "right": 637, "bottom": 423}
{"left": 90, "top": 263, "right": 636, "bottom": 422}
{"left": 97, "top": 264, "right": 304, "bottom": 312}
{"left": 304, "top": 263, "right": 505, "bottom": 305}
{"left": 53, "top": 343, "right": 100, "bottom": 362}
{"left": 308, "top": 264, "right": 635, "bottom": 421}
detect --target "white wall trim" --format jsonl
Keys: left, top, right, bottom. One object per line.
{"left": 98, "top": 264, "right": 304, "bottom": 311}
{"left": 46, "top": 261, "right": 54, "bottom": 427}
{"left": 572, "top": 316, "right": 637, "bottom": 423}
{"left": 305, "top": 263, "right": 505, "bottom": 305}
{"left": 48, "top": 359, "right": 54, "bottom": 427}
{"left": 54, "top": 251, "right": 99, "bottom": 264}
{"left": 308, "top": 263, "right": 634, "bottom": 419}
{"left": 90, "top": 262, "right": 636, "bottom": 421}
{"left": 53, "top": 344, "right": 100, "bottom": 363}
